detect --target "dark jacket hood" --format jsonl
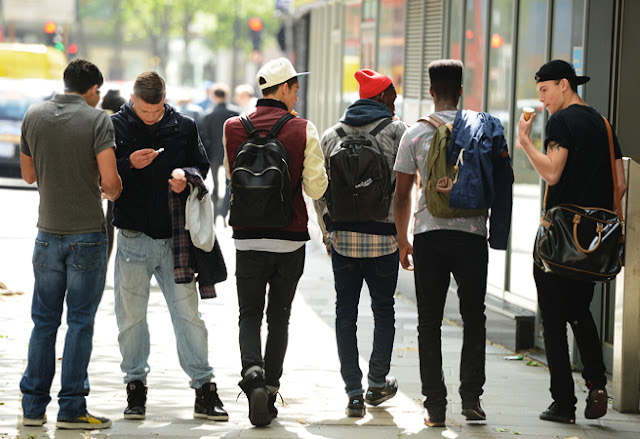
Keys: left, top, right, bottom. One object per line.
{"left": 339, "top": 99, "right": 393, "bottom": 126}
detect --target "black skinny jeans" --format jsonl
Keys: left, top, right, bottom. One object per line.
{"left": 413, "top": 231, "right": 488, "bottom": 414}
{"left": 235, "top": 247, "right": 305, "bottom": 388}
{"left": 534, "top": 265, "right": 607, "bottom": 409}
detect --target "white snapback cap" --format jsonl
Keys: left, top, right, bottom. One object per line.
{"left": 256, "top": 57, "right": 309, "bottom": 91}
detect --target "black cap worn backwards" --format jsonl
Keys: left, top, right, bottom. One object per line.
{"left": 535, "top": 59, "right": 590, "bottom": 85}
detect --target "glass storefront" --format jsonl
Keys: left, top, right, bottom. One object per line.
{"left": 378, "top": 0, "right": 406, "bottom": 97}
{"left": 343, "top": 1, "right": 362, "bottom": 110}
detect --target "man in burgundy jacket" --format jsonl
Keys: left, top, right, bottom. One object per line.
{"left": 223, "top": 57, "right": 327, "bottom": 427}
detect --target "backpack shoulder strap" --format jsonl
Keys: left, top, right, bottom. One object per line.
{"left": 418, "top": 114, "right": 447, "bottom": 128}
{"left": 335, "top": 126, "right": 348, "bottom": 138}
{"left": 369, "top": 117, "right": 393, "bottom": 136}
{"left": 240, "top": 114, "right": 257, "bottom": 136}
{"left": 269, "top": 112, "right": 295, "bottom": 137}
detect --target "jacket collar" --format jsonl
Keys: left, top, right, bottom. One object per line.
{"left": 122, "top": 101, "right": 178, "bottom": 129}
{"left": 339, "top": 99, "right": 393, "bottom": 127}
{"left": 256, "top": 98, "right": 288, "bottom": 111}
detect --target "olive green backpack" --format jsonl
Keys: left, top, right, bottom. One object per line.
{"left": 420, "top": 112, "right": 486, "bottom": 218}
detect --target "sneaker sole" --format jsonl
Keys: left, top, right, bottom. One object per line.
{"left": 461, "top": 408, "right": 486, "bottom": 421}
{"left": 539, "top": 413, "right": 575, "bottom": 424}
{"left": 249, "top": 388, "right": 271, "bottom": 427}
{"left": 346, "top": 408, "right": 366, "bottom": 417}
{"left": 23, "top": 417, "right": 46, "bottom": 426}
{"left": 424, "top": 419, "right": 446, "bottom": 427}
{"left": 585, "top": 391, "right": 608, "bottom": 419}
{"left": 56, "top": 419, "right": 112, "bottom": 430}
{"left": 365, "top": 391, "right": 398, "bottom": 406}
{"left": 124, "top": 413, "right": 146, "bottom": 420}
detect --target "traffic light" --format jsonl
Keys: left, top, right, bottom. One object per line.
{"left": 249, "top": 17, "right": 262, "bottom": 51}
{"left": 43, "top": 21, "right": 63, "bottom": 51}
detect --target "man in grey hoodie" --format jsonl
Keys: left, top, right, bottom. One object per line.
{"left": 315, "top": 69, "right": 406, "bottom": 417}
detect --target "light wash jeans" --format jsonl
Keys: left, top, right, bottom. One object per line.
{"left": 20, "top": 230, "right": 107, "bottom": 419}
{"left": 114, "top": 229, "right": 213, "bottom": 389}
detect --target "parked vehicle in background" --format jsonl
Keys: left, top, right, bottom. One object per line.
{"left": 0, "top": 79, "right": 62, "bottom": 187}
{"left": 0, "top": 43, "right": 66, "bottom": 80}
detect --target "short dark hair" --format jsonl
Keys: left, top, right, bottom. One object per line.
{"left": 133, "top": 71, "right": 166, "bottom": 104}
{"left": 428, "top": 59, "right": 463, "bottom": 104}
{"left": 555, "top": 78, "right": 579, "bottom": 93}
{"left": 63, "top": 59, "right": 103, "bottom": 94}
{"left": 101, "top": 89, "right": 126, "bottom": 113}
{"left": 262, "top": 76, "right": 298, "bottom": 97}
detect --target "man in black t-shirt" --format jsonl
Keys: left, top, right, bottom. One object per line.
{"left": 518, "top": 60, "right": 626, "bottom": 425}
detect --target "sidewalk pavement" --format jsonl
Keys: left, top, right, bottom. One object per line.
{"left": 1, "top": 222, "right": 640, "bottom": 439}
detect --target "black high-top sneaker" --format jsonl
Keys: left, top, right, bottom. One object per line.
{"left": 194, "top": 383, "right": 229, "bottom": 421}
{"left": 239, "top": 371, "right": 271, "bottom": 427}
{"left": 124, "top": 380, "right": 147, "bottom": 420}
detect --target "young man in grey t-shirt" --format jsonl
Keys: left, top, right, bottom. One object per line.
{"left": 19, "top": 58, "right": 121, "bottom": 430}
{"left": 394, "top": 59, "right": 511, "bottom": 428}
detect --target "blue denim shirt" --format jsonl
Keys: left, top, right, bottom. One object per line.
{"left": 449, "top": 110, "right": 513, "bottom": 250}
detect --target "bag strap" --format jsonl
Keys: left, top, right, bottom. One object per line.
{"left": 269, "top": 112, "right": 295, "bottom": 136}
{"left": 240, "top": 113, "right": 295, "bottom": 138}
{"left": 239, "top": 114, "right": 257, "bottom": 137}
{"left": 334, "top": 117, "right": 392, "bottom": 139}
{"left": 419, "top": 114, "right": 447, "bottom": 128}
{"left": 369, "top": 117, "right": 393, "bottom": 136}
{"left": 603, "top": 115, "right": 624, "bottom": 221}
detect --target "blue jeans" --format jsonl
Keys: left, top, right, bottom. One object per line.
{"left": 331, "top": 248, "right": 399, "bottom": 397}
{"left": 20, "top": 230, "right": 108, "bottom": 419}
{"left": 114, "top": 230, "right": 213, "bottom": 388}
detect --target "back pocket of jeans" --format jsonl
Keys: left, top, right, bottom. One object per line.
{"left": 33, "top": 239, "right": 48, "bottom": 269}
{"left": 71, "top": 241, "right": 103, "bottom": 270}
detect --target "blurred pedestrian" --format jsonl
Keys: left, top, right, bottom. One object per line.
{"left": 100, "top": 89, "right": 126, "bottom": 263}
{"left": 110, "top": 71, "right": 228, "bottom": 422}
{"left": 234, "top": 84, "right": 257, "bottom": 114}
{"left": 19, "top": 58, "right": 121, "bottom": 430}
{"left": 518, "top": 59, "right": 626, "bottom": 424}
{"left": 198, "top": 80, "right": 214, "bottom": 111}
{"left": 201, "top": 83, "right": 239, "bottom": 225}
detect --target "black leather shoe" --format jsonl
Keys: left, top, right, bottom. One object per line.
{"left": 194, "top": 383, "right": 229, "bottom": 421}
{"left": 585, "top": 386, "right": 608, "bottom": 419}
{"left": 124, "top": 380, "right": 146, "bottom": 420}
{"left": 424, "top": 408, "right": 446, "bottom": 427}
{"left": 365, "top": 377, "right": 398, "bottom": 406}
{"left": 539, "top": 402, "right": 575, "bottom": 424}
{"left": 462, "top": 401, "right": 486, "bottom": 421}
{"left": 346, "top": 395, "right": 366, "bottom": 417}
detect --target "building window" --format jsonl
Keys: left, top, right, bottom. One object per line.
{"left": 462, "top": 0, "right": 487, "bottom": 111}
{"left": 511, "top": 0, "right": 549, "bottom": 307}
{"left": 486, "top": 0, "right": 515, "bottom": 293}
{"left": 378, "top": 0, "right": 405, "bottom": 102}
{"left": 343, "top": 1, "right": 363, "bottom": 109}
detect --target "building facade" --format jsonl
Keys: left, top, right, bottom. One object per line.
{"left": 293, "top": 0, "right": 640, "bottom": 413}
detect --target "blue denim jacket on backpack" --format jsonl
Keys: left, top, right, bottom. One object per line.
{"left": 448, "top": 110, "right": 513, "bottom": 250}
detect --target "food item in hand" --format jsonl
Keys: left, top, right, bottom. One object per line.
{"left": 523, "top": 107, "right": 535, "bottom": 121}
{"left": 171, "top": 168, "right": 185, "bottom": 179}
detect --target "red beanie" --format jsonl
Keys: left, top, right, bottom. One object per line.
{"left": 355, "top": 69, "right": 392, "bottom": 99}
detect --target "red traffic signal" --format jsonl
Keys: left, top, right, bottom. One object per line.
{"left": 68, "top": 43, "right": 78, "bottom": 54}
{"left": 249, "top": 17, "right": 263, "bottom": 32}
{"left": 44, "top": 21, "right": 57, "bottom": 34}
